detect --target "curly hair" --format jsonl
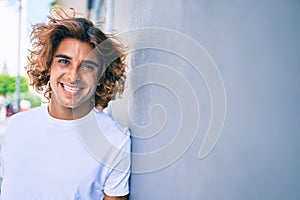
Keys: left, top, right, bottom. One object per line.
{"left": 26, "top": 7, "right": 127, "bottom": 109}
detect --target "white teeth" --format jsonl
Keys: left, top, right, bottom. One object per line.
{"left": 63, "top": 84, "right": 80, "bottom": 93}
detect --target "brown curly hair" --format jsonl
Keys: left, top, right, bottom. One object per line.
{"left": 26, "top": 7, "right": 127, "bottom": 109}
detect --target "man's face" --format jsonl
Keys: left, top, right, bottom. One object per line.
{"left": 49, "top": 38, "right": 101, "bottom": 117}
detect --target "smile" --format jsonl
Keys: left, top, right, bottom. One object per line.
{"left": 61, "top": 83, "right": 82, "bottom": 94}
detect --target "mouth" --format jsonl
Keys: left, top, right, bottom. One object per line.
{"left": 60, "top": 83, "right": 82, "bottom": 95}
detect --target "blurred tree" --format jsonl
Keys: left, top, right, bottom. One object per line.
{"left": 0, "top": 75, "right": 15, "bottom": 95}
{"left": 0, "top": 74, "right": 28, "bottom": 95}
{"left": 1, "top": 74, "right": 42, "bottom": 109}
{"left": 21, "top": 92, "right": 42, "bottom": 108}
{"left": 50, "top": 0, "right": 58, "bottom": 7}
{"left": 20, "top": 76, "right": 29, "bottom": 93}
{"left": 6, "top": 92, "right": 42, "bottom": 109}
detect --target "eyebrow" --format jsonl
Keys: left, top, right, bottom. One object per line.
{"left": 55, "top": 54, "right": 98, "bottom": 67}
{"left": 55, "top": 54, "right": 72, "bottom": 60}
{"left": 82, "top": 60, "right": 99, "bottom": 67}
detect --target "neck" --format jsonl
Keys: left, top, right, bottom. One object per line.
{"left": 48, "top": 103, "right": 94, "bottom": 120}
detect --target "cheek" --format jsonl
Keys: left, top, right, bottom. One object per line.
{"left": 49, "top": 65, "right": 57, "bottom": 79}
{"left": 49, "top": 66, "right": 66, "bottom": 81}
{"left": 85, "top": 75, "right": 99, "bottom": 89}
{"left": 49, "top": 72, "right": 57, "bottom": 83}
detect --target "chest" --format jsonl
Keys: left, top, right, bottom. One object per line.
{"left": 4, "top": 125, "right": 106, "bottom": 195}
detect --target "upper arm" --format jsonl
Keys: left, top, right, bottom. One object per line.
{"left": 104, "top": 194, "right": 128, "bottom": 200}
{"left": 103, "top": 130, "right": 131, "bottom": 198}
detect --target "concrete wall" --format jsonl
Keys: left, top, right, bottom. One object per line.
{"left": 113, "top": 1, "right": 300, "bottom": 200}
{"left": 57, "top": 0, "right": 300, "bottom": 199}
{"left": 58, "top": 0, "right": 87, "bottom": 17}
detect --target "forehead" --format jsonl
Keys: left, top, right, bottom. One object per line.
{"left": 55, "top": 38, "right": 98, "bottom": 61}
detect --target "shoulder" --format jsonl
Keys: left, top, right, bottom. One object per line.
{"left": 93, "top": 108, "right": 131, "bottom": 149}
{"left": 3, "top": 106, "right": 45, "bottom": 144}
{"left": 7, "top": 106, "right": 43, "bottom": 125}
{"left": 6, "top": 106, "right": 46, "bottom": 135}
{"left": 94, "top": 108, "right": 129, "bottom": 135}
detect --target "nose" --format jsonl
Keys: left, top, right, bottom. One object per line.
{"left": 67, "top": 66, "right": 80, "bottom": 83}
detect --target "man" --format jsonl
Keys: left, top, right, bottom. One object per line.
{"left": 0, "top": 7, "right": 130, "bottom": 200}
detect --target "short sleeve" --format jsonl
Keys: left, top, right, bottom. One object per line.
{"left": 0, "top": 129, "right": 9, "bottom": 190}
{"left": 0, "top": 116, "right": 15, "bottom": 180}
{"left": 103, "top": 130, "right": 131, "bottom": 197}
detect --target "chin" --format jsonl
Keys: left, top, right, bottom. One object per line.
{"left": 63, "top": 103, "right": 81, "bottom": 109}
{"left": 63, "top": 101, "right": 92, "bottom": 110}
{"left": 58, "top": 100, "right": 80, "bottom": 109}
{"left": 55, "top": 95, "right": 94, "bottom": 110}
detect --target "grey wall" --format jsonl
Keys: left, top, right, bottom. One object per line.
{"left": 113, "top": 1, "right": 300, "bottom": 199}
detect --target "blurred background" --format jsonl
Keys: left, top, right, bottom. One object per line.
{"left": 0, "top": 0, "right": 300, "bottom": 199}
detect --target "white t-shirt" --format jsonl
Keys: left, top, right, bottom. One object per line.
{"left": 0, "top": 105, "right": 131, "bottom": 200}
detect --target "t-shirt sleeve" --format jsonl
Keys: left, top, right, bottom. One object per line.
{"left": 0, "top": 116, "right": 16, "bottom": 180}
{"left": 0, "top": 125, "right": 9, "bottom": 186}
{"left": 103, "top": 130, "right": 131, "bottom": 197}
{"left": 0, "top": 142, "right": 5, "bottom": 179}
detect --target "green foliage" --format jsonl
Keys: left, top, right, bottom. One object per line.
{"left": 0, "top": 75, "right": 29, "bottom": 95}
{"left": 6, "top": 92, "right": 42, "bottom": 108}
{"left": 20, "top": 76, "right": 29, "bottom": 93}
{"left": 21, "top": 92, "right": 42, "bottom": 108}
{"left": 1, "top": 74, "right": 41, "bottom": 109}
{"left": 50, "top": 0, "right": 57, "bottom": 7}
{"left": 0, "top": 75, "right": 15, "bottom": 95}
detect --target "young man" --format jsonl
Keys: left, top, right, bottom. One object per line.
{"left": 0, "top": 8, "right": 130, "bottom": 200}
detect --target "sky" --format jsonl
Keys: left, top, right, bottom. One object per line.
{"left": 0, "top": 0, "right": 52, "bottom": 75}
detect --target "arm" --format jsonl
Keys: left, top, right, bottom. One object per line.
{"left": 104, "top": 194, "right": 128, "bottom": 200}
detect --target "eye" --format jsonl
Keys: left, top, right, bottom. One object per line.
{"left": 81, "top": 64, "right": 95, "bottom": 71}
{"left": 58, "top": 59, "right": 70, "bottom": 66}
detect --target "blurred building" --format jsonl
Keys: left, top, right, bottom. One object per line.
{"left": 55, "top": 0, "right": 86, "bottom": 17}
{"left": 55, "top": 0, "right": 114, "bottom": 33}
